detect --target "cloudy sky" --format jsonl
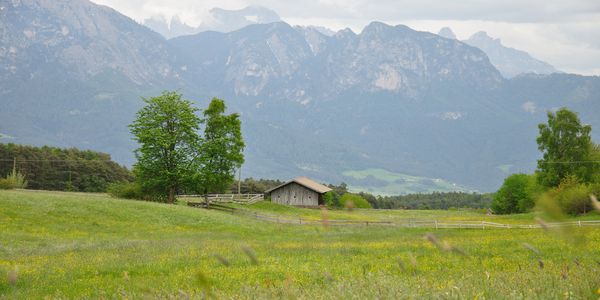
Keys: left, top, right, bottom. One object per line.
{"left": 92, "top": 0, "right": 600, "bottom": 75}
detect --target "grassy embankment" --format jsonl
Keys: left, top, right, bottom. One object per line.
{"left": 1, "top": 189, "right": 600, "bottom": 299}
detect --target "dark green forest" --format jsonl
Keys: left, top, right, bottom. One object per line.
{"left": 0, "top": 143, "right": 132, "bottom": 192}
{"left": 362, "top": 192, "right": 493, "bottom": 210}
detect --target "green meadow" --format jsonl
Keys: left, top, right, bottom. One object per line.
{"left": 342, "top": 168, "right": 467, "bottom": 195}
{"left": 2, "top": 190, "right": 600, "bottom": 299}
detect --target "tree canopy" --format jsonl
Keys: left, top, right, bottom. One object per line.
{"left": 129, "top": 92, "right": 245, "bottom": 203}
{"left": 130, "top": 91, "right": 201, "bottom": 203}
{"left": 491, "top": 173, "right": 540, "bottom": 214}
{"left": 0, "top": 143, "right": 132, "bottom": 192}
{"left": 195, "top": 98, "right": 245, "bottom": 195}
{"left": 536, "top": 108, "right": 595, "bottom": 187}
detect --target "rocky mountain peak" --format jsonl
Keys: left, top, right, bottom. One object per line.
{"left": 467, "top": 31, "right": 502, "bottom": 46}
{"left": 361, "top": 21, "right": 393, "bottom": 34}
{"left": 438, "top": 27, "right": 457, "bottom": 39}
{"left": 0, "top": 0, "right": 175, "bottom": 85}
{"left": 464, "top": 31, "right": 559, "bottom": 78}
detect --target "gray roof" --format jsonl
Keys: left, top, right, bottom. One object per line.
{"left": 265, "top": 176, "right": 332, "bottom": 194}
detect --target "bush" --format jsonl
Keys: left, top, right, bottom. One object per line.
{"left": 555, "top": 184, "right": 590, "bottom": 215}
{"left": 536, "top": 175, "right": 598, "bottom": 216}
{"left": 542, "top": 175, "right": 595, "bottom": 215}
{"left": 107, "top": 181, "right": 143, "bottom": 200}
{"left": 0, "top": 178, "right": 12, "bottom": 189}
{"left": 339, "top": 193, "right": 372, "bottom": 209}
{"left": 492, "top": 173, "right": 540, "bottom": 214}
{"left": 0, "top": 169, "right": 27, "bottom": 190}
{"left": 322, "top": 191, "right": 340, "bottom": 208}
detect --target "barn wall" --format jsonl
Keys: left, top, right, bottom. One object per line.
{"left": 270, "top": 183, "right": 319, "bottom": 206}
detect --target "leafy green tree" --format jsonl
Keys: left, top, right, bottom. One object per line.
{"left": 322, "top": 191, "right": 341, "bottom": 208}
{"left": 492, "top": 173, "right": 537, "bottom": 214}
{"left": 591, "top": 143, "right": 600, "bottom": 183}
{"left": 195, "top": 98, "right": 245, "bottom": 198}
{"left": 339, "top": 193, "right": 372, "bottom": 209}
{"left": 536, "top": 108, "right": 594, "bottom": 187}
{"left": 129, "top": 91, "right": 201, "bottom": 203}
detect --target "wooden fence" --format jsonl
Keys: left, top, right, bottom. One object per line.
{"left": 189, "top": 203, "right": 600, "bottom": 229}
{"left": 182, "top": 193, "right": 264, "bottom": 204}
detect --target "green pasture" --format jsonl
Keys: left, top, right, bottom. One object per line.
{"left": 1, "top": 190, "right": 600, "bottom": 299}
{"left": 342, "top": 168, "right": 467, "bottom": 195}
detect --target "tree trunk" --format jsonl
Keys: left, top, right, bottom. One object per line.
{"left": 168, "top": 187, "right": 176, "bottom": 204}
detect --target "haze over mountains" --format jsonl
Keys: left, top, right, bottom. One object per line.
{"left": 143, "top": 6, "right": 281, "bottom": 39}
{"left": 1, "top": 0, "right": 599, "bottom": 194}
{"left": 438, "top": 27, "right": 560, "bottom": 78}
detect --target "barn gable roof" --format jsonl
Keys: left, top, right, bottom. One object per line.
{"left": 265, "top": 176, "right": 332, "bottom": 194}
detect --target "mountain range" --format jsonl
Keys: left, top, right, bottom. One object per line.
{"left": 143, "top": 6, "right": 281, "bottom": 39}
{"left": 438, "top": 27, "right": 560, "bottom": 78}
{"left": 1, "top": 0, "right": 599, "bottom": 194}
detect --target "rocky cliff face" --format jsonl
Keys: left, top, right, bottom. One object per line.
{"left": 1, "top": 0, "right": 599, "bottom": 193}
{"left": 0, "top": 0, "right": 176, "bottom": 85}
{"left": 464, "top": 31, "right": 560, "bottom": 78}
{"left": 172, "top": 21, "right": 503, "bottom": 101}
{"left": 437, "top": 28, "right": 560, "bottom": 78}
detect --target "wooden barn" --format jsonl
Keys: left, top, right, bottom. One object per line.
{"left": 265, "top": 177, "right": 332, "bottom": 207}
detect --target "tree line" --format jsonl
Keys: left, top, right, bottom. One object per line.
{"left": 362, "top": 192, "right": 492, "bottom": 210}
{"left": 0, "top": 143, "right": 132, "bottom": 192}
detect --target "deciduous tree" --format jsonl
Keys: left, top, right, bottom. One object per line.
{"left": 130, "top": 91, "right": 201, "bottom": 203}
{"left": 195, "top": 98, "right": 245, "bottom": 198}
{"left": 537, "top": 108, "right": 594, "bottom": 187}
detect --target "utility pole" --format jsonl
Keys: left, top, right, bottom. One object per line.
{"left": 12, "top": 157, "right": 16, "bottom": 174}
{"left": 237, "top": 167, "right": 241, "bottom": 195}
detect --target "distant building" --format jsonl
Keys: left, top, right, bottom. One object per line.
{"left": 265, "top": 177, "right": 332, "bottom": 206}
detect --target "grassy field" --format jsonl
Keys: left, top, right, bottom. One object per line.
{"left": 2, "top": 190, "right": 600, "bottom": 299}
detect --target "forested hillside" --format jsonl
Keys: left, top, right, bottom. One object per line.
{"left": 0, "top": 143, "right": 132, "bottom": 192}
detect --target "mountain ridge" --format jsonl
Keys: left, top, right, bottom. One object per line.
{"left": 436, "top": 27, "right": 560, "bottom": 78}
{"left": 1, "top": 0, "right": 599, "bottom": 194}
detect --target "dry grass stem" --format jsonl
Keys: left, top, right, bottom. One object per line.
{"left": 242, "top": 246, "right": 259, "bottom": 265}
{"left": 214, "top": 254, "right": 231, "bottom": 266}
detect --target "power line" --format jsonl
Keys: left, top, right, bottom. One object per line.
{"left": 0, "top": 159, "right": 115, "bottom": 162}
{"left": 538, "top": 161, "right": 600, "bottom": 164}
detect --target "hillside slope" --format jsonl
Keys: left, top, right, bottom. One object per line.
{"left": 1, "top": 190, "right": 600, "bottom": 298}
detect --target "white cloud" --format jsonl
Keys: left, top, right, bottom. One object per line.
{"left": 522, "top": 101, "right": 536, "bottom": 114}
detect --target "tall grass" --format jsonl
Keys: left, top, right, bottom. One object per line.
{"left": 1, "top": 189, "right": 600, "bottom": 299}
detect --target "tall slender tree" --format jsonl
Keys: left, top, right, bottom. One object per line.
{"left": 130, "top": 91, "right": 201, "bottom": 203}
{"left": 536, "top": 108, "right": 594, "bottom": 187}
{"left": 195, "top": 98, "right": 245, "bottom": 200}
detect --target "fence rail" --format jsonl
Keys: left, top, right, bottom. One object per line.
{"left": 182, "top": 193, "right": 264, "bottom": 204}
{"left": 188, "top": 203, "right": 600, "bottom": 229}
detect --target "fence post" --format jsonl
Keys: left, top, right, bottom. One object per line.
{"left": 366, "top": 221, "right": 369, "bottom": 227}
{"left": 299, "top": 217, "right": 302, "bottom": 224}
{"left": 578, "top": 220, "right": 581, "bottom": 227}
{"left": 482, "top": 221, "right": 485, "bottom": 230}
